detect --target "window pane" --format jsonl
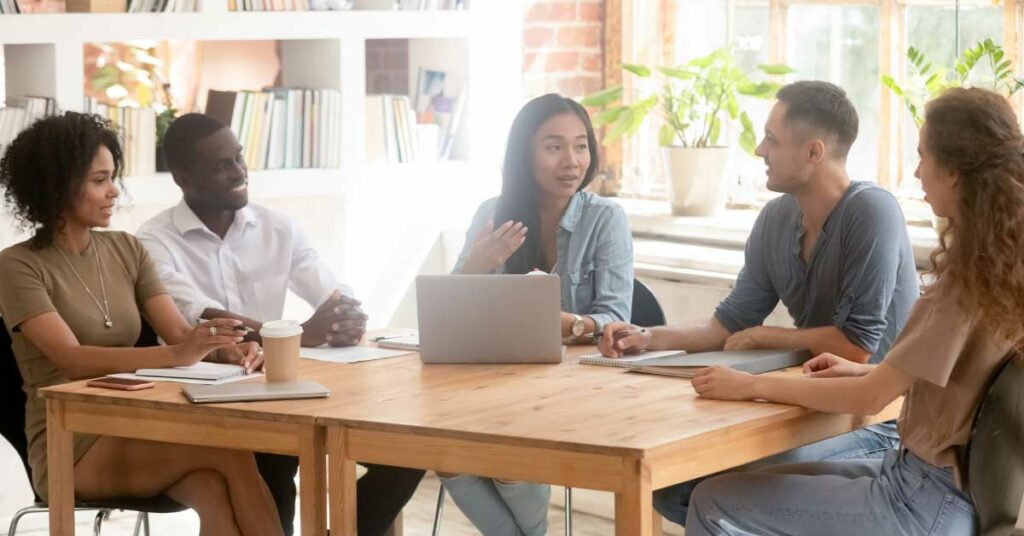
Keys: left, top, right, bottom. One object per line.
{"left": 787, "top": 5, "right": 880, "bottom": 183}
{"left": 900, "top": 2, "right": 1004, "bottom": 198}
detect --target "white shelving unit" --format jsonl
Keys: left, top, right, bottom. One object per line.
{"left": 0, "top": 3, "right": 524, "bottom": 326}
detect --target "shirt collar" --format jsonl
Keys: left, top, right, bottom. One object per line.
{"left": 558, "top": 191, "right": 585, "bottom": 233}
{"left": 171, "top": 199, "right": 258, "bottom": 237}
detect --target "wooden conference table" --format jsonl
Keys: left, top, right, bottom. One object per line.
{"left": 41, "top": 346, "right": 899, "bottom": 536}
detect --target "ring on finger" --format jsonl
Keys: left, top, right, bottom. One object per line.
{"left": 208, "top": 326, "right": 217, "bottom": 337}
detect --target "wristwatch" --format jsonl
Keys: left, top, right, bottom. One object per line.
{"left": 571, "top": 314, "right": 586, "bottom": 337}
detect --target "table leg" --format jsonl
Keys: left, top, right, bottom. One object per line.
{"left": 46, "top": 399, "right": 74, "bottom": 536}
{"left": 615, "top": 458, "right": 654, "bottom": 536}
{"left": 652, "top": 508, "right": 663, "bottom": 536}
{"left": 327, "top": 428, "right": 357, "bottom": 536}
{"left": 299, "top": 427, "right": 327, "bottom": 536}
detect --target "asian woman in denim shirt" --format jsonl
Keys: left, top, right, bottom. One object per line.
{"left": 441, "top": 94, "right": 634, "bottom": 535}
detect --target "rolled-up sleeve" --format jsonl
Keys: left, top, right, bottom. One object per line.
{"left": 586, "top": 204, "right": 633, "bottom": 331}
{"left": 714, "top": 209, "right": 779, "bottom": 333}
{"left": 831, "top": 190, "right": 909, "bottom": 354}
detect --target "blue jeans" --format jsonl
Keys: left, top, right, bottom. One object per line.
{"left": 686, "top": 448, "right": 975, "bottom": 535}
{"left": 654, "top": 424, "right": 900, "bottom": 526}
{"left": 440, "top": 475, "right": 550, "bottom": 536}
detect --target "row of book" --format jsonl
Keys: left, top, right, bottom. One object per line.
{"left": 84, "top": 99, "right": 157, "bottom": 177}
{"left": 127, "top": 0, "right": 198, "bottom": 12}
{"left": 366, "top": 95, "right": 418, "bottom": 164}
{"left": 206, "top": 88, "right": 342, "bottom": 170}
{"left": 0, "top": 97, "right": 55, "bottom": 158}
{"left": 396, "top": 0, "right": 464, "bottom": 9}
{"left": 0, "top": 0, "right": 20, "bottom": 13}
{"left": 228, "top": 0, "right": 314, "bottom": 11}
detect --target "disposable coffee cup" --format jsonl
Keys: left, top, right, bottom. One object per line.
{"left": 260, "top": 320, "right": 303, "bottom": 382}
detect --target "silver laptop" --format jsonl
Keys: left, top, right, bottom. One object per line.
{"left": 182, "top": 380, "right": 330, "bottom": 404}
{"left": 416, "top": 274, "right": 564, "bottom": 364}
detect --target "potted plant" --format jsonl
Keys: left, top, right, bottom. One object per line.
{"left": 881, "top": 38, "right": 1024, "bottom": 231}
{"left": 583, "top": 48, "right": 792, "bottom": 216}
{"left": 155, "top": 104, "right": 177, "bottom": 173}
{"left": 882, "top": 38, "right": 1024, "bottom": 127}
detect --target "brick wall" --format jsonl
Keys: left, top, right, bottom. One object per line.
{"left": 365, "top": 39, "right": 410, "bottom": 95}
{"left": 522, "top": 0, "right": 604, "bottom": 100}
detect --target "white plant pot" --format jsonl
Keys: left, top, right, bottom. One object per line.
{"left": 661, "top": 146, "right": 730, "bottom": 216}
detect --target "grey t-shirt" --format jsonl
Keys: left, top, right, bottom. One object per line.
{"left": 714, "top": 181, "right": 919, "bottom": 363}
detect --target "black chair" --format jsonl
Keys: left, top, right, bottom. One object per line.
{"left": 964, "top": 354, "right": 1024, "bottom": 536}
{"left": 431, "top": 279, "right": 668, "bottom": 536}
{"left": 1, "top": 316, "right": 185, "bottom": 536}
{"left": 631, "top": 278, "right": 666, "bottom": 328}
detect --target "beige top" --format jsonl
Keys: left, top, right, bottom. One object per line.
{"left": 884, "top": 285, "right": 1014, "bottom": 487}
{"left": 0, "top": 231, "right": 166, "bottom": 499}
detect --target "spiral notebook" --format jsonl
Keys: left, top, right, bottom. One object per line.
{"left": 579, "top": 350, "right": 687, "bottom": 368}
{"left": 374, "top": 334, "right": 420, "bottom": 351}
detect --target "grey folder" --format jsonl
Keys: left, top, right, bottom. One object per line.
{"left": 629, "top": 349, "right": 812, "bottom": 378}
{"left": 182, "top": 380, "right": 330, "bottom": 404}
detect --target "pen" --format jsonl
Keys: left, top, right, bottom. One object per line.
{"left": 197, "top": 320, "right": 256, "bottom": 335}
{"left": 371, "top": 333, "right": 414, "bottom": 342}
{"left": 593, "top": 327, "right": 646, "bottom": 340}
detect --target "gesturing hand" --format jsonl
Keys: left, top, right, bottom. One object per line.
{"left": 173, "top": 319, "right": 246, "bottom": 366}
{"left": 459, "top": 220, "right": 528, "bottom": 274}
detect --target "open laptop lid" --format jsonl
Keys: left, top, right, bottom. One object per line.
{"left": 415, "top": 274, "right": 563, "bottom": 364}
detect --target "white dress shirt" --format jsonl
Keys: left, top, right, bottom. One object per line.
{"left": 137, "top": 200, "right": 351, "bottom": 324}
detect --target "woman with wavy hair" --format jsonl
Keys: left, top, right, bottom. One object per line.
{"left": 0, "top": 112, "right": 282, "bottom": 536}
{"left": 682, "top": 87, "right": 1024, "bottom": 535}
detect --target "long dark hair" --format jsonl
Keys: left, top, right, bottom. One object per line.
{"left": 494, "top": 94, "right": 599, "bottom": 274}
{"left": 923, "top": 87, "right": 1024, "bottom": 348}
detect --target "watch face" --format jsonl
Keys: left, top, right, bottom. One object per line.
{"left": 572, "top": 317, "right": 585, "bottom": 337}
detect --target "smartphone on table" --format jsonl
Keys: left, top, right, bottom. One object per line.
{"left": 86, "top": 376, "right": 156, "bottom": 391}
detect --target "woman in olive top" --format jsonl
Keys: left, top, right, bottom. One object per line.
{"left": 0, "top": 113, "right": 282, "bottom": 536}
{"left": 677, "top": 88, "right": 1023, "bottom": 535}
{"left": 444, "top": 94, "right": 634, "bottom": 535}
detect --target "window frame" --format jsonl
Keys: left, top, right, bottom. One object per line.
{"left": 603, "top": 0, "right": 1024, "bottom": 211}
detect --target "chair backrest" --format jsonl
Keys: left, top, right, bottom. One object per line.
{"left": 966, "top": 355, "right": 1024, "bottom": 535}
{"left": 630, "top": 278, "right": 666, "bottom": 328}
{"left": 0, "top": 315, "right": 37, "bottom": 501}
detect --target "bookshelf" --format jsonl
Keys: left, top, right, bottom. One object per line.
{"left": 0, "top": 3, "right": 523, "bottom": 325}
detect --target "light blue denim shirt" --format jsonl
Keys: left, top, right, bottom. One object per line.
{"left": 453, "top": 191, "right": 634, "bottom": 332}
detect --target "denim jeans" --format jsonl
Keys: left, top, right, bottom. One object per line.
{"left": 685, "top": 448, "right": 975, "bottom": 535}
{"left": 654, "top": 424, "right": 900, "bottom": 526}
{"left": 441, "top": 475, "right": 550, "bottom": 536}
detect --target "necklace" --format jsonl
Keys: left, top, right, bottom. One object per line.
{"left": 56, "top": 236, "right": 113, "bottom": 329}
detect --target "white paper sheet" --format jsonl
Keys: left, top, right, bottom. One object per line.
{"left": 300, "top": 346, "right": 415, "bottom": 364}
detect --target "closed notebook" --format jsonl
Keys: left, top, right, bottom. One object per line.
{"left": 629, "top": 348, "right": 812, "bottom": 378}
{"left": 135, "top": 362, "right": 247, "bottom": 382}
{"left": 182, "top": 380, "right": 330, "bottom": 404}
{"left": 579, "top": 350, "right": 687, "bottom": 368}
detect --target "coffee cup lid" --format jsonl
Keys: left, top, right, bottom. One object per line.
{"left": 260, "top": 320, "right": 303, "bottom": 338}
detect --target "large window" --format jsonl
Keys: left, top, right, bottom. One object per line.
{"left": 614, "top": 0, "right": 1023, "bottom": 216}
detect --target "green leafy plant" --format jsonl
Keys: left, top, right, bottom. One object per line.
{"left": 882, "top": 38, "right": 1024, "bottom": 127}
{"left": 156, "top": 105, "right": 177, "bottom": 149}
{"left": 581, "top": 48, "right": 793, "bottom": 155}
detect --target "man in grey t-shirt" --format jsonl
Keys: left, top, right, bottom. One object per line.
{"left": 599, "top": 81, "right": 919, "bottom": 527}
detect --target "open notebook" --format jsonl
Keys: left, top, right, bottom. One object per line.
{"left": 135, "top": 362, "right": 249, "bottom": 382}
{"left": 628, "top": 349, "right": 812, "bottom": 378}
